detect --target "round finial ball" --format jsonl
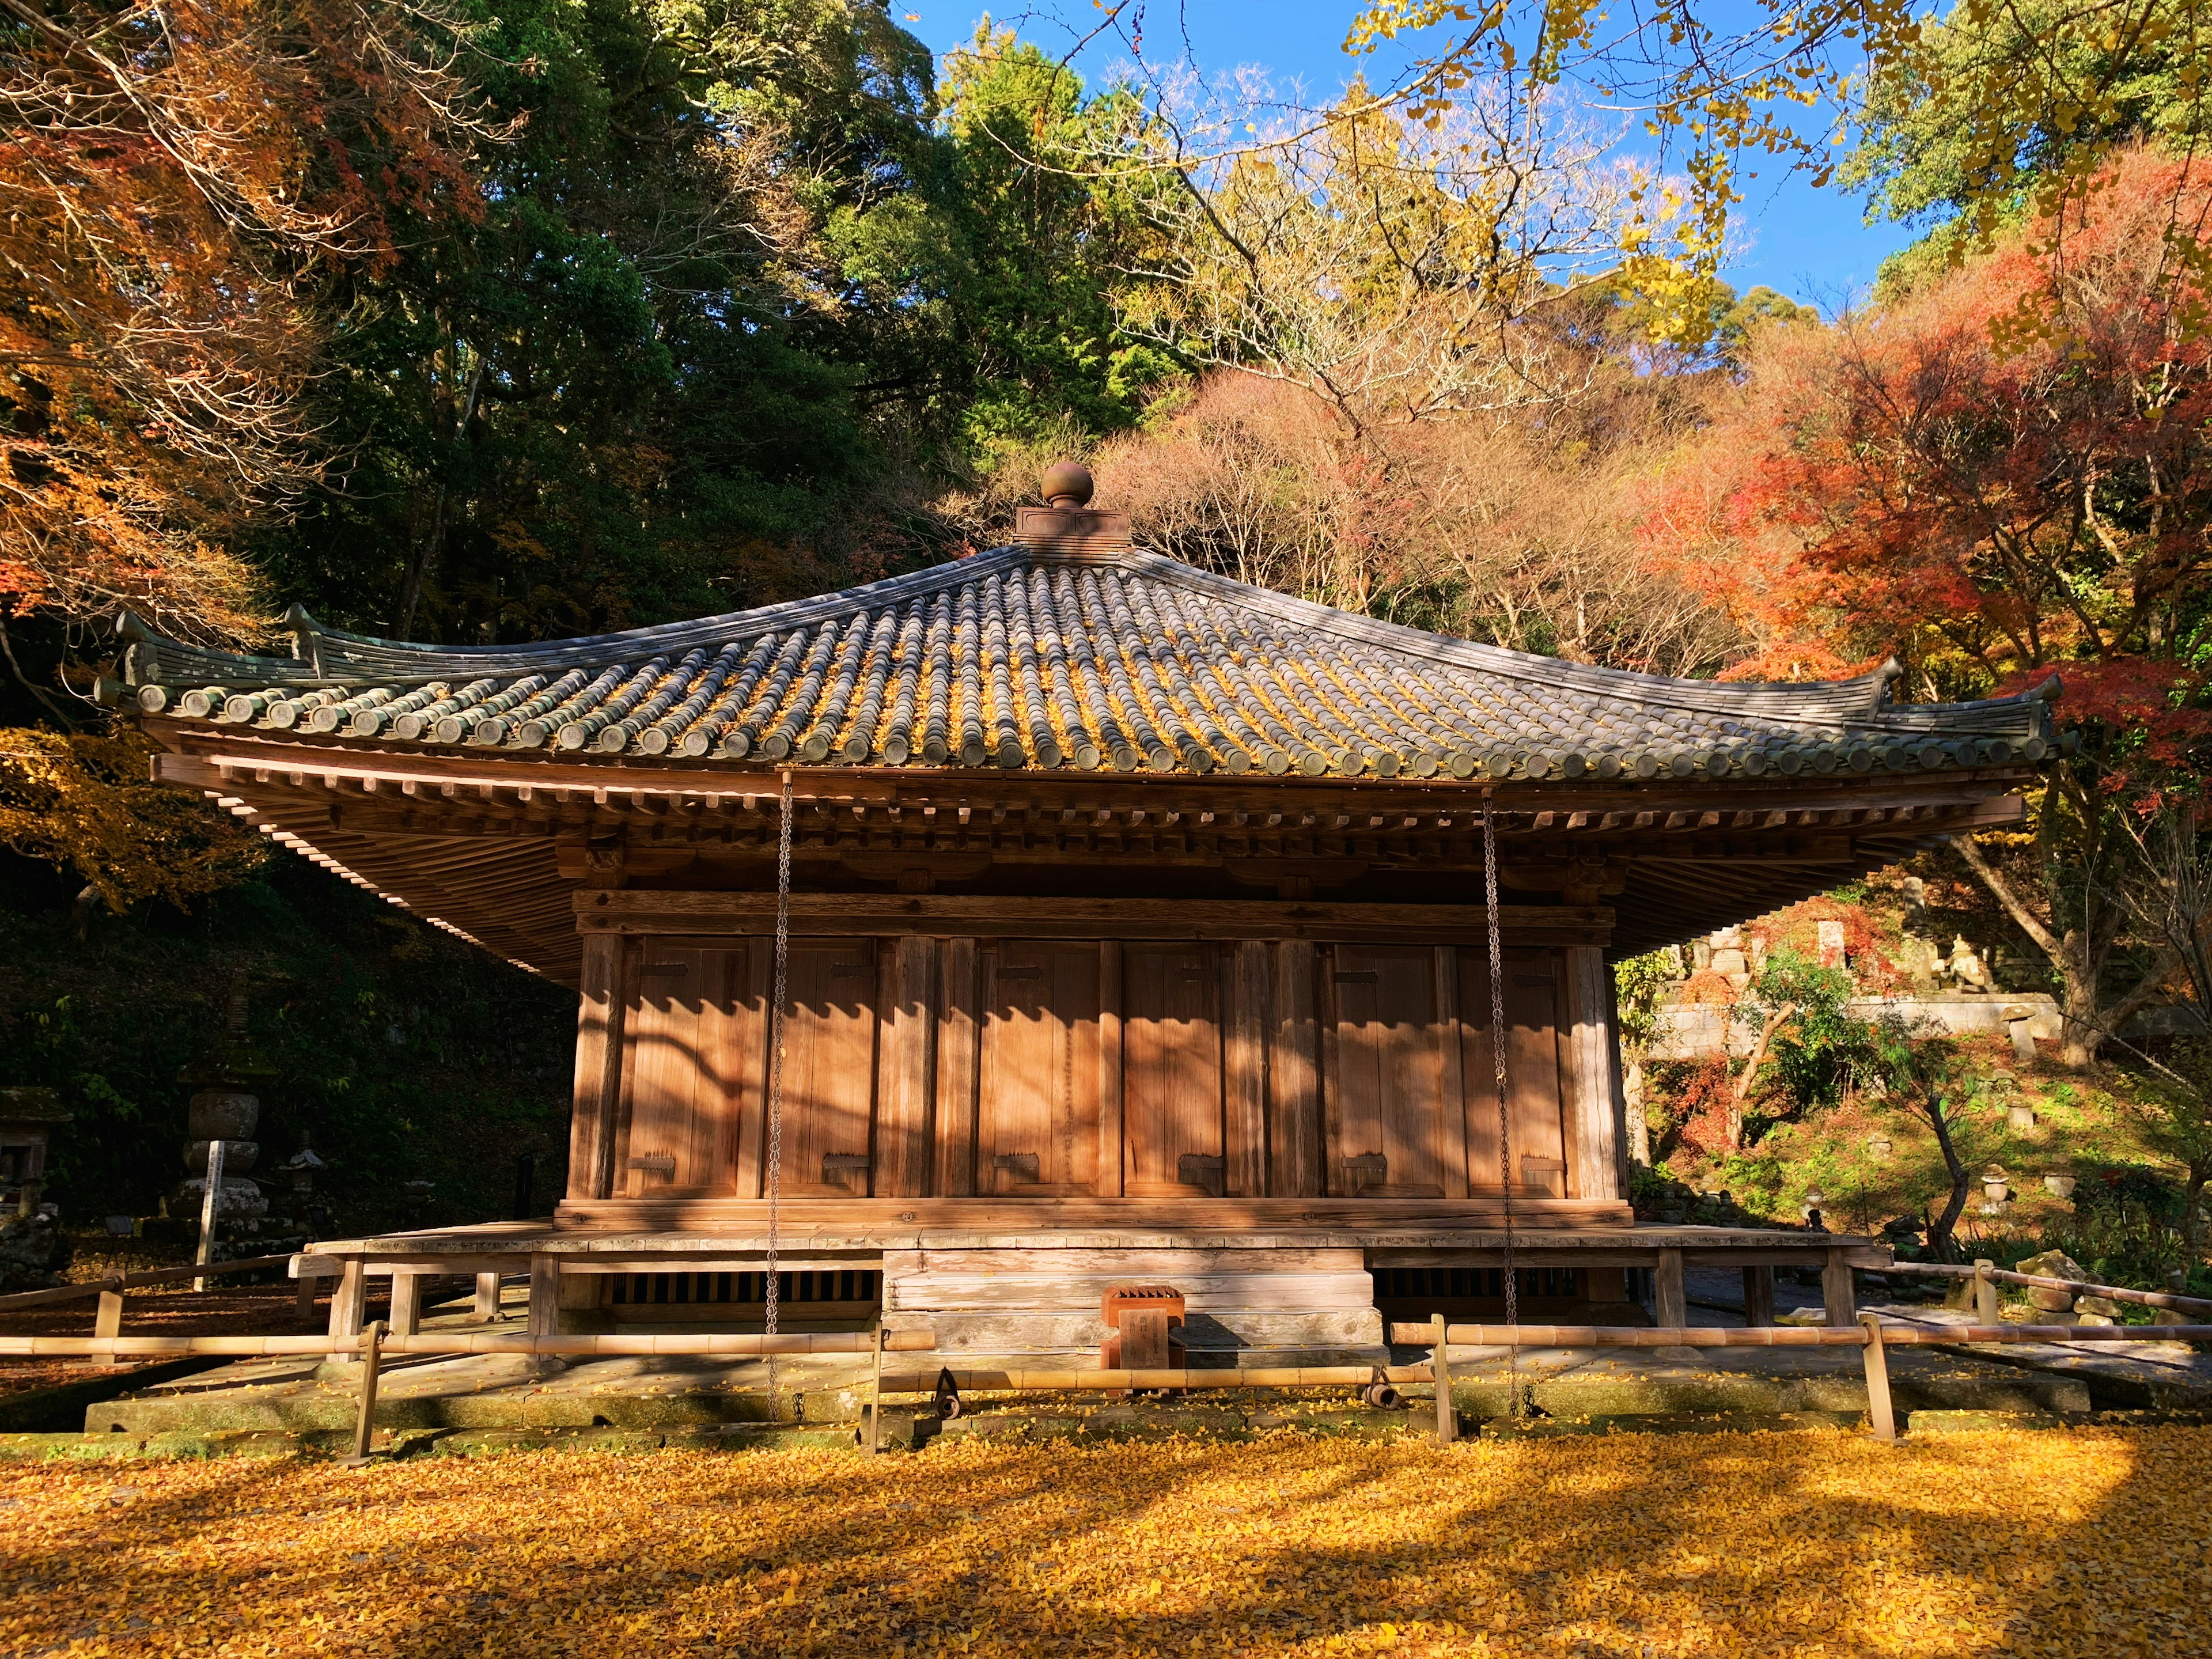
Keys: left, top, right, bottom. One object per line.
{"left": 1041, "top": 460, "right": 1094, "bottom": 509}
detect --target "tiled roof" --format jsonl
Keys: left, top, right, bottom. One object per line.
{"left": 123, "top": 544, "right": 2061, "bottom": 782}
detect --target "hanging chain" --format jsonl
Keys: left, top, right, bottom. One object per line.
{"left": 1482, "top": 796, "right": 1520, "bottom": 1418}
{"left": 763, "top": 772, "right": 793, "bottom": 1400}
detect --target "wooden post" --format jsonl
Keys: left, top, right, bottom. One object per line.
{"left": 1431, "top": 1312, "right": 1454, "bottom": 1445}
{"left": 91, "top": 1289, "right": 124, "bottom": 1368}
{"left": 1562, "top": 945, "right": 1623, "bottom": 1202}
{"left": 933, "top": 937, "right": 979, "bottom": 1198}
{"left": 327, "top": 1259, "right": 366, "bottom": 1346}
{"left": 1823, "top": 1248, "right": 1859, "bottom": 1327}
{"left": 192, "top": 1138, "right": 225, "bottom": 1292}
{"left": 342, "top": 1320, "right": 385, "bottom": 1467}
{"left": 875, "top": 935, "right": 935, "bottom": 1196}
{"left": 867, "top": 1322, "right": 886, "bottom": 1456}
{"left": 1097, "top": 940, "right": 1123, "bottom": 1196}
{"left": 388, "top": 1271, "right": 421, "bottom": 1339}
{"left": 1226, "top": 941, "right": 1270, "bottom": 1198}
{"left": 528, "top": 1255, "right": 561, "bottom": 1339}
{"left": 1742, "top": 1265, "right": 1775, "bottom": 1327}
{"left": 567, "top": 933, "right": 630, "bottom": 1202}
{"left": 474, "top": 1271, "right": 503, "bottom": 1322}
{"left": 1974, "top": 1258, "right": 1999, "bottom": 1325}
{"left": 1269, "top": 941, "right": 1320, "bottom": 1196}
{"left": 1655, "top": 1248, "right": 1686, "bottom": 1328}
{"left": 1858, "top": 1313, "right": 1897, "bottom": 1442}
{"left": 295, "top": 1272, "right": 317, "bottom": 1324}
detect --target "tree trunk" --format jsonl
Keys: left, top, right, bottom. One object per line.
{"left": 1923, "top": 1094, "right": 1973, "bottom": 1263}
{"left": 1729, "top": 1002, "right": 1797, "bottom": 1150}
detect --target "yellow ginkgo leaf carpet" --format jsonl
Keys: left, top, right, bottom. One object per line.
{"left": 2, "top": 1426, "right": 2202, "bottom": 1658}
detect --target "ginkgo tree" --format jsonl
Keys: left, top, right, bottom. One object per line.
{"left": 1341, "top": 0, "right": 2211, "bottom": 321}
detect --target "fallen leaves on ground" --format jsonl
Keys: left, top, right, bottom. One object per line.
{"left": 1, "top": 1425, "right": 2205, "bottom": 1657}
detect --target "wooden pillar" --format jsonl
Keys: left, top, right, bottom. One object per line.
{"left": 1655, "top": 1248, "right": 1686, "bottom": 1328}
{"left": 1268, "top": 941, "right": 1321, "bottom": 1197}
{"left": 388, "top": 1271, "right": 421, "bottom": 1339}
{"left": 1823, "top": 1248, "right": 1859, "bottom": 1327}
{"left": 474, "top": 1271, "right": 503, "bottom": 1322}
{"left": 933, "top": 938, "right": 979, "bottom": 1198}
{"left": 327, "top": 1259, "right": 366, "bottom": 1343}
{"left": 1562, "top": 945, "right": 1623, "bottom": 1202}
{"left": 1225, "top": 942, "right": 1269, "bottom": 1198}
{"left": 528, "top": 1255, "right": 562, "bottom": 1339}
{"left": 566, "top": 933, "right": 631, "bottom": 1201}
{"left": 874, "top": 934, "right": 935, "bottom": 1197}
{"left": 1433, "top": 948, "right": 1469, "bottom": 1198}
{"left": 1742, "top": 1264, "right": 1776, "bottom": 1327}
{"left": 1097, "top": 941, "right": 1123, "bottom": 1196}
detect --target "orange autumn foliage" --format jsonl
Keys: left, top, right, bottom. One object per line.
{"left": 1643, "top": 145, "right": 2212, "bottom": 782}
{"left": 0, "top": 0, "right": 484, "bottom": 643}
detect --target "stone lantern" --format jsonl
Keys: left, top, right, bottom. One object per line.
{"left": 176, "top": 985, "right": 274, "bottom": 1238}
{"left": 0, "top": 1087, "right": 69, "bottom": 1217}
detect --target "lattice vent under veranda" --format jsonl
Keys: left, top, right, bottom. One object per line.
{"left": 607, "top": 1270, "right": 881, "bottom": 1308}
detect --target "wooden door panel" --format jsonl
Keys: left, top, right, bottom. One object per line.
{"left": 1457, "top": 947, "right": 1570, "bottom": 1193}
{"left": 774, "top": 939, "right": 880, "bottom": 1196}
{"left": 1324, "top": 945, "right": 1445, "bottom": 1196}
{"left": 621, "top": 942, "right": 751, "bottom": 1198}
{"left": 978, "top": 941, "right": 1101, "bottom": 1196}
{"left": 1122, "top": 944, "right": 1226, "bottom": 1195}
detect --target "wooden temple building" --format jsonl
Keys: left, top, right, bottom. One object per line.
{"left": 120, "top": 468, "right": 2055, "bottom": 1360}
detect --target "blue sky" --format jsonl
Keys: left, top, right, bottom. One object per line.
{"left": 907, "top": 0, "right": 1923, "bottom": 311}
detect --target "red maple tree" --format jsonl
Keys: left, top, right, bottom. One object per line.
{"left": 1644, "top": 143, "right": 2212, "bottom": 1062}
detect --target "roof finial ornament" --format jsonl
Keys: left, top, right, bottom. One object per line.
{"left": 1016, "top": 460, "right": 1127, "bottom": 556}
{"left": 1041, "top": 460, "right": 1094, "bottom": 510}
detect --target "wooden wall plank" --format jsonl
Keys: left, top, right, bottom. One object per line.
{"left": 1228, "top": 940, "right": 1269, "bottom": 1198}
{"left": 565, "top": 932, "right": 626, "bottom": 1201}
{"left": 933, "top": 937, "right": 978, "bottom": 1198}
{"left": 1121, "top": 944, "right": 1224, "bottom": 1195}
{"left": 1563, "top": 943, "right": 1624, "bottom": 1203}
{"left": 1328, "top": 946, "right": 1446, "bottom": 1196}
{"left": 1269, "top": 941, "right": 1320, "bottom": 1198}
{"left": 774, "top": 940, "right": 880, "bottom": 1196}
{"left": 873, "top": 934, "right": 935, "bottom": 1198}
{"left": 978, "top": 941, "right": 1102, "bottom": 1195}
{"left": 619, "top": 942, "right": 747, "bottom": 1198}
{"left": 1457, "top": 947, "right": 1573, "bottom": 1192}
{"left": 1318, "top": 948, "right": 1344, "bottom": 1195}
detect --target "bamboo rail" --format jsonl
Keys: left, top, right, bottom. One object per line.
{"left": 0, "top": 1330, "right": 937, "bottom": 1359}
{"left": 1388, "top": 1321, "right": 2212, "bottom": 1348}
{"left": 0, "top": 1255, "right": 297, "bottom": 1313}
{"left": 1885, "top": 1260, "right": 2212, "bottom": 1315}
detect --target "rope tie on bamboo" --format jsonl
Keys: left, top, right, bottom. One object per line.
{"left": 764, "top": 771, "right": 794, "bottom": 1411}
{"left": 1481, "top": 795, "right": 1520, "bottom": 1418}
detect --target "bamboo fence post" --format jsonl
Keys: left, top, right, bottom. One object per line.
{"left": 1431, "top": 1312, "right": 1454, "bottom": 1444}
{"left": 343, "top": 1321, "right": 386, "bottom": 1467}
{"left": 1974, "top": 1259, "right": 1999, "bottom": 1325}
{"left": 1858, "top": 1313, "right": 1897, "bottom": 1442}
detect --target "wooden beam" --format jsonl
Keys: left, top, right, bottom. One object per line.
{"left": 575, "top": 891, "right": 1613, "bottom": 946}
